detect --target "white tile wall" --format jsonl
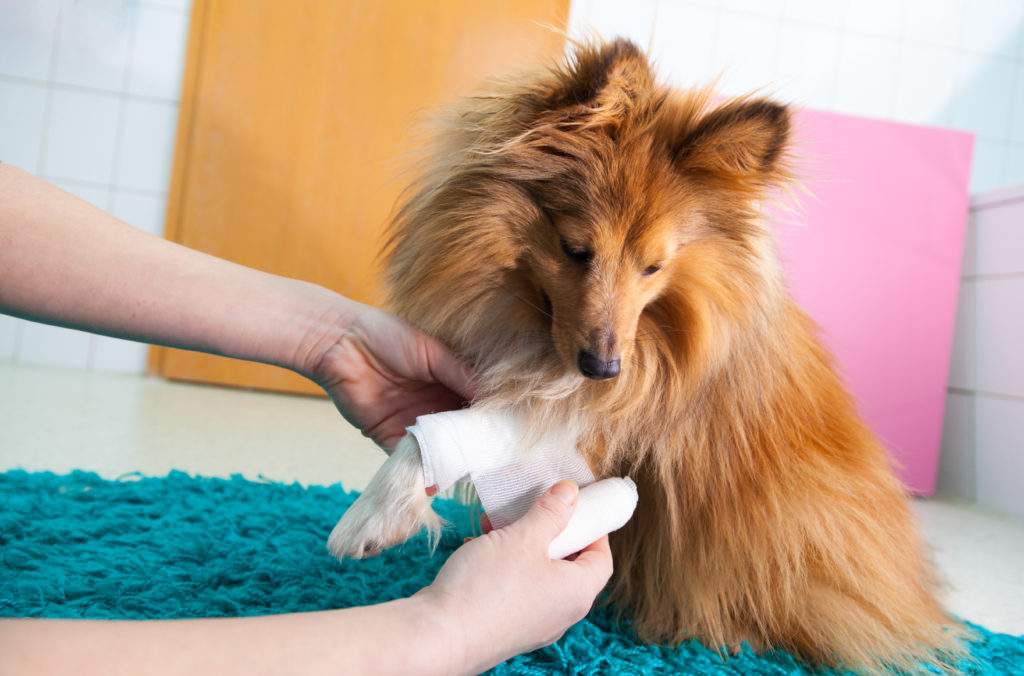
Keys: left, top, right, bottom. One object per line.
{"left": 975, "top": 277, "right": 1024, "bottom": 400}
{"left": 0, "top": 0, "right": 61, "bottom": 81}
{"left": 903, "top": 0, "right": 964, "bottom": 50}
{"left": 53, "top": 0, "right": 132, "bottom": 93}
{"left": 961, "top": 1, "right": 1024, "bottom": 60}
{"left": 893, "top": 43, "right": 960, "bottom": 128}
{"left": 842, "top": 0, "right": 902, "bottom": 39}
{"left": 570, "top": 0, "right": 1024, "bottom": 194}
{"left": 975, "top": 198, "right": 1024, "bottom": 276}
{"left": 939, "top": 392, "right": 974, "bottom": 500}
{"left": 126, "top": 5, "right": 190, "bottom": 100}
{"left": 0, "top": 0, "right": 191, "bottom": 375}
{"left": 0, "top": 79, "right": 48, "bottom": 172}
{"left": 91, "top": 336, "right": 150, "bottom": 373}
{"left": 645, "top": 1, "right": 717, "bottom": 86}
{"left": 940, "top": 185, "right": 1024, "bottom": 520}
{"left": 775, "top": 22, "right": 841, "bottom": 106}
{"left": 833, "top": 33, "right": 901, "bottom": 120}
{"left": 566, "top": 0, "right": 656, "bottom": 50}
{"left": 110, "top": 191, "right": 169, "bottom": 237}
{"left": 1008, "top": 146, "right": 1024, "bottom": 185}
{"left": 947, "top": 280, "right": 975, "bottom": 391}
{"left": 955, "top": 55, "right": 1016, "bottom": 140}
{"left": 114, "top": 99, "right": 180, "bottom": 192}
{"left": 975, "top": 396, "right": 1024, "bottom": 519}
{"left": 42, "top": 88, "right": 122, "bottom": 183}
{"left": 16, "top": 322, "right": 93, "bottom": 370}
{"left": 711, "top": 10, "right": 783, "bottom": 94}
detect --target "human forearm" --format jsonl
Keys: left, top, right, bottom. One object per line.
{"left": 0, "top": 164, "right": 349, "bottom": 375}
{"left": 0, "top": 597, "right": 461, "bottom": 676}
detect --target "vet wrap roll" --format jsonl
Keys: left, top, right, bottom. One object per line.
{"left": 408, "top": 408, "right": 639, "bottom": 556}
{"left": 548, "top": 477, "right": 638, "bottom": 560}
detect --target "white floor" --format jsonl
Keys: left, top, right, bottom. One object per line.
{"left": 1, "top": 360, "right": 1022, "bottom": 637}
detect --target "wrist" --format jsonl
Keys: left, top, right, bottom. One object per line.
{"left": 411, "top": 587, "right": 475, "bottom": 676}
{"left": 402, "top": 591, "right": 469, "bottom": 676}
{"left": 280, "top": 283, "right": 360, "bottom": 380}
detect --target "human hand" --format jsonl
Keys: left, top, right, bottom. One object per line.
{"left": 309, "top": 301, "right": 478, "bottom": 451}
{"left": 416, "top": 481, "right": 614, "bottom": 674}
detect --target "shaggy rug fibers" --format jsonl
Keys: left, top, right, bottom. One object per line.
{"left": 2, "top": 470, "right": 1021, "bottom": 674}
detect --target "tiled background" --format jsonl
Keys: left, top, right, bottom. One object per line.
{"left": 942, "top": 185, "right": 1024, "bottom": 519}
{"left": 0, "top": 0, "right": 190, "bottom": 372}
{"left": 0, "top": 1, "right": 1022, "bottom": 513}
{"left": 568, "top": 0, "right": 1024, "bottom": 191}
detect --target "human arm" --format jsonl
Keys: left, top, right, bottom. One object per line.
{"left": 0, "top": 482, "right": 612, "bottom": 675}
{"left": 0, "top": 164, "right": 474, "bottom": 449}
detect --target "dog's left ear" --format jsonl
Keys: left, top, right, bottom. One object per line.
{"left": 675, "top": 99, "right": 790, "bottom": 178}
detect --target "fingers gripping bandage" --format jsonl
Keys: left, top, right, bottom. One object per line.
{"left": 407, "top": 408, "right": 639, "bottom": 558}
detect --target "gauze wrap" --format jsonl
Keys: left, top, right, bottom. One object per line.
{"left": 410, "top": 408, "right": 594, "bottom": 529}
{"left": 408, "top": 408, "right": 639, "bottom": 558}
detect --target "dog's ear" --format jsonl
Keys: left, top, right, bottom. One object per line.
{"left": 548, "top": 38, "right": 654, "bottom": 113}
{"left": 674, "top": 99, "right": 790, "bottom": 177}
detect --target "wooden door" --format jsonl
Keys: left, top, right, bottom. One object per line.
{"left": 152, "top": 0, "right": 570, "bottom": 394}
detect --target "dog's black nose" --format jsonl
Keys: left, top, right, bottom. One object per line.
{"left": 577, "top": 350, "right": 621, "bottom": 380}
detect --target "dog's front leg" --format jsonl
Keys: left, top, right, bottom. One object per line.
{"left": 327, "top": 434, "right": 442, "bottom": 559}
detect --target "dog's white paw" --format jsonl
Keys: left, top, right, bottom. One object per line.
{"left": 327, "top": 434, "right": 443, "bottom": 560}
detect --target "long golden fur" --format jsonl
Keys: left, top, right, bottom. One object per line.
{"left": 382, "top": 39, "right": 967, "bottom": 673}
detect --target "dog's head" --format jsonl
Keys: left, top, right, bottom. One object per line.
{"left": 505, "top": 39, "right": 792, "bottom": 381}
{"left": 387, "top": 39, "right": 793, "bottom": 388}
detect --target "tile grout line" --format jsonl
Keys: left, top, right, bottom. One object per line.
{"left": 0, "top": 73, "right": 182, "bottom": 107}
{"left": 961, "top": 272, "right": 1024, "bottom": 282}
{"left": 949, "top": 387, "right": 1024, "bottom": 404}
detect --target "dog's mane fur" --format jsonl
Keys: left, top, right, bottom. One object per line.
{"left": 382, "top": 39, "right": 967, "bottom": 673}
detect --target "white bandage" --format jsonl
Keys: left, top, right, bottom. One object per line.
{"left": 410, "top": 408, "right": 594, "bottom": 529}
{"left": 408, "top": 408, "right": 639, "bottom": 556}
{"left": 548, "top": 477, "right": 638, "bottom": 559}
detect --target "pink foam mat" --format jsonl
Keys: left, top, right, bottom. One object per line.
{"left": 771, "top": 110, "right": 974, "bottom": 495}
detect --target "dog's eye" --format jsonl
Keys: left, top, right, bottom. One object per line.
{"left": 642, "top": 263, "right": 662, "bottom": 276}
{"left": 561, "top": 239, "right": 592, "bottom": 265}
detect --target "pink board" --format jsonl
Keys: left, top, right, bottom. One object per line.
{"left": 771, "top": 110, "right": 974, "bottom": 495}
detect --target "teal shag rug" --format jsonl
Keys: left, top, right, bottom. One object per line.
{"left": 2, "top": 470, "right": 1022, "bottom": 675}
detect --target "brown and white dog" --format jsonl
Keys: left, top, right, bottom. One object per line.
{"left": 329, "top": 39, "right": 967, "bottom": 674}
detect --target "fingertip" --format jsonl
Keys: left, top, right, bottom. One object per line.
{"left": 549, "top": 479, "right": 578, "bottom": 506}
{"left": 425, "top": 338, "right": 479, "bottom": 402}
{"left": 579, "top": 534, "right": 611, "bottom": 557}
{"left": 518, "top": 480, "right": 579, "bottom": 540}
{"left": 572, "top": 535, "right": 614, "bottom": 579}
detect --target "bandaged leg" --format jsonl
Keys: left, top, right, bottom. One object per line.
{"left": 409, "top": 408, "right": 638, "bottom": 558}
{"left": 328, "top": 407, "right": 639, "bottom": 561}
{"left": 410, "top": 408, "right": 595, "bottom": 528}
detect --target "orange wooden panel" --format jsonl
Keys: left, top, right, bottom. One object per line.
{"left": 152, "top": 0, "right": 569, "bottom": 394}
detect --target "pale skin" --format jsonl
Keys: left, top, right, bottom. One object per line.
{"left": 0, "top": 164, "right": 613, "bottom": 675}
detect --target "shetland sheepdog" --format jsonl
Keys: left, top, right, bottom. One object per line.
{"left": 329, "top": 38, "right": 966, "bottom": 674}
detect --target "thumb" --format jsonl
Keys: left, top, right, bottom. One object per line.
{"left": 423, "top": 336, "right": 479, "bottom": 402}
{"left": 513, "top": 480, "right": 579, "bottom": 545}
